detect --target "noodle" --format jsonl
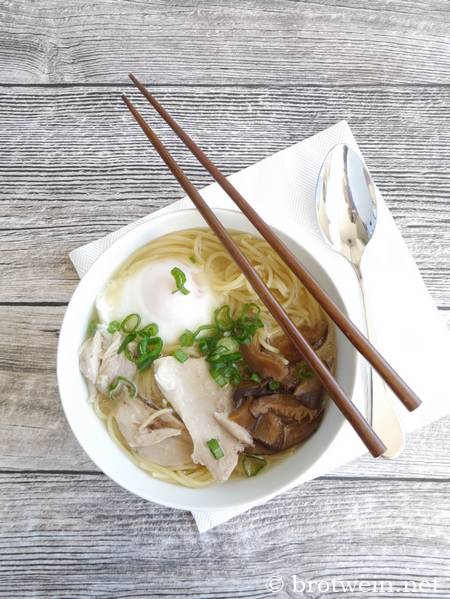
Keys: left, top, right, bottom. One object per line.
{"left": 93, "top": 228, "right": 333, "bottom": 488}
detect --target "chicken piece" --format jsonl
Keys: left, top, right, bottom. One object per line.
{"left": 115, "top": 396, "right": 193, "bottom": 467}
{"left": 154, "top": 357, "right": 251, "bottom": 482}
{"left": 96, "top": 332, "right": 137, "bottom": 394}
{"left": 79, "top": 330, "right": 104, "bottom": 385}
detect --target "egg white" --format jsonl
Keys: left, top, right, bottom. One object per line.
{"left": 96, "top": 259, "right": 220, "bottom": 344}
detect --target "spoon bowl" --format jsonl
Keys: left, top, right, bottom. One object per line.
{"left": 316, "top": 144, "right": 377, "bottom": 270}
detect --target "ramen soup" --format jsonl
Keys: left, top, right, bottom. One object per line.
{"left": 79, "top": 229, "right": 336, "bottom": 487}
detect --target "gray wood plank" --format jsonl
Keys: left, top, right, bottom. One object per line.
{"left": 1, "top": 304, "right": 449, "bottom": 477}
{"left": 0, "top": 472, "right": 449, "bottom": 598}
{"left": 1, "top": 85, "right": 449, "bottom": 304}
{"left": 1, "top": 0, "right": 450, "bottom": 85}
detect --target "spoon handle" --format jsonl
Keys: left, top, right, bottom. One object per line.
{"left": 354, "top": 264, "right": 406, "bottom": 458}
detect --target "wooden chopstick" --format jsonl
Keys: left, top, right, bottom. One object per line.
{"left": 127, "top": 73, "right": 422, "bottom": 415}
{"left": 122, "top": 93, "right": 386, "bottom": 457}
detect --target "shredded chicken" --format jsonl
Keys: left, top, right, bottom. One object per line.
{"left": 79, "top": 330, "right": 104, "bottom": 385}
{"left": 115, "top": 396, "right": 193, "bottom": 467}
{"left": 95, "top": 332, "right": 137, "bottom": 394}
{"left": 154, "top": 357, "right": 252, "bottom": 482}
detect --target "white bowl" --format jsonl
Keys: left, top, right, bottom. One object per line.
{"left": 58, "top": 208, "right": 357, "bottom": 512}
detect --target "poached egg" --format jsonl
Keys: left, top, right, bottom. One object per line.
{"left": 96, "top": 259, "right": 219, "bottom": 344}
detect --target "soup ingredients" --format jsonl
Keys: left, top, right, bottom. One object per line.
{"left": 230, "top": 392, "right": 322, "bottom": 453}
{"left": 79, "top": 328, "right": 104, "bottom": 384}
{"left": 108, "top": 376, "right": 137, "bottom": 399}
{"left": 96, "top": 259, "right": 218, "bottom": 344}
{"left": 177, "top": 303, "right": 264, "bottom": 388}
{"left": 272, "top": 320, "right": 329, "bottom": 362}
{"left": 154, "top": 356, "right": 253, "bottom": 481}
{"left": 241, "top": 342, "right": 288, "bottom": 380}
{"left": 206, "top": 438, "right": 224, "bottom": 460}
{"left": 115, "top": 396, "right": 193, "bottom": 467}
{"left": 170, "top": 266, "right": 190, "bottom": 295}
{"left": 242, "top": 454, "right": 267, "bottom": 477}
{"left": 172, "top": 348, "right": 189, "bottom": 363}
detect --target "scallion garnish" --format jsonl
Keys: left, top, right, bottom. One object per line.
{"left": 214, "top": 305, "right": 234, "bottom": 331}
{"left": 138, "top": 323, "right": 159, "bottom": 337}
{"left": 179, "top": 330, "right": 195, "bottom": 347}
{"left": 242, "top": 454, "right": 266, "bottom": 477}
{"left": 136, "top": 336, "right": 163, "bottom": 371}
{"left": 108, "top": 376, "right": 137, "bottom": 399}
{"left": 118, "top": 332, "right": 137, "bottom": 355}
{"left": 193, "top": 324, "right": 217, "bottom": 338}
{"left": 297, "top": 363, "right": 314, "bottom": 381}
{"left": 173, "top": 349, "right": 189, "bottom": 363}
{"left": 216, "top": 336, "right": 239, "bottom": 354}
{"left": 210, "top": 367, "right": 228, "bottom": 387}
{"left": 268, "top": 380, "right": 280, "bottom": 391}
{"left": 189, "top": 255, "right": 196, "bottom": 263}
{"left": 250, "top": 373, "right": 262, "bottom": 383}
{"left": 207, "top": 438, "right": 224, "bottom": 460}
{"left": 120, "top": 313, "right": 141, "bottom": 333}
{"left": 107, "top": 320, "right": 121, "bottom": 334}
{"left": 171, "top": 267, "right": 190, "bottom": 295}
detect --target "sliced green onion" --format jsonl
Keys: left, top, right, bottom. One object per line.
{"left": 214, "top": 305, "right": 234, "bottom": 331}
{"left": 198, "top": 336, "right": 217, "bottom": 356}
{"left": 120, "top": 313, "right": 141, "bottom": 333}
{"left": 216, "top": 336, "right": 239, "bottom": 354}
{"left": 124, "top": 346, "right": 135, "bottom": 362}
{"left": 107, "top": 320, "right": 121, "bottom": 334}
{"left": 210, "top": 367, "right": 228, "bottom": 388}
{"left": 250, "top": 373, "right": 262, "bottom": 383}
{"left": 206, "top": 351, "right": 242, "bottom": 364}
{"left": 233, "top": 326, "right": 253, "bottom": 345}
{"left": 222, "top": 365, "right": 241, "bottom": 384}
{"left": 189, "top": 255, "right": 196, "bottom": 263}
{"left": 268, "top": 380, "right": 280, "bottom": 391}
{"left": 136, "top": 337, "right": 163, "bottom": 371}
{"left": 118, "top": 332, "right": 137, "bottom": 354}
{"left": 179, "top": 330, "right": 195, "bottom": 347}
{"left": 193, "top": 324, "right": 217, "bottom": 338}
{"left": 173, "top": 349, "right": 189, "bottom": 363}
{"left": 242, "top": 454, "right": 266, "bottom": 477}
{"left": 171, "top": 267, "right": 190, "bottom": 295}
{"left": 297, "top": 363, "right": 314, "bottom": 381}
{"left": 138, "top": 323, "right": 159, "bottom": 337}
{"left": 207, "top": 438, "right": 224, "bottom": 460}
{"left": 108, "top": 376, "right": 137, "bottom": 399}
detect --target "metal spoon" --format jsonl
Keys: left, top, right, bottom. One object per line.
{"left": 316, "top": 143, "right": 405, "bottom": 458}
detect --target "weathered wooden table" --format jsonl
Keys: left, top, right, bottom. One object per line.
{"left": 1, "top": 1, "right": 449, "bottom": 597}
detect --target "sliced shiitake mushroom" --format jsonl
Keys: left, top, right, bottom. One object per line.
{"left": 241, "top": 343, "right": 288, "bottom": 380}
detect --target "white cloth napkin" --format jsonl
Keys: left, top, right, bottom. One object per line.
{"left": 70, "top": 121, "right": 450, "bottom": 533}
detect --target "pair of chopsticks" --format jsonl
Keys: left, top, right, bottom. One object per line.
{"left": 122, "top": 74, "right": 421, "bottom": 457}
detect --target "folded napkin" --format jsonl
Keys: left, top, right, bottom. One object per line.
{"left": 70, "top": 121, "right": 450, "bottom": 533}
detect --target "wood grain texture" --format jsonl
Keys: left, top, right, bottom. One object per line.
{"left": 1, "top": 0, "right": 450, "bottom": 85}
{"left": 1, "top": 0, "right": 450, "bottom": 595}
{"left": 0, "top": 473, "right": 449, "bottom": 598}
{"left": 1, "top": 304, "right": 449, "bottom": 477}
{"left": 1, "top": 85, "right": 449, "bottom": 304}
